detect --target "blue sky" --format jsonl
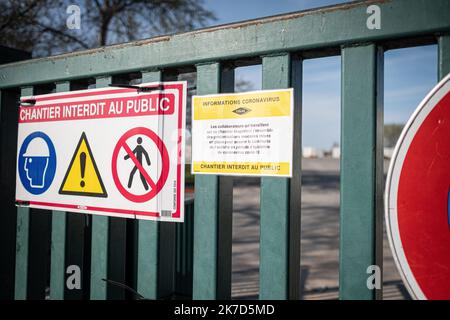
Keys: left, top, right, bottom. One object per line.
{"left": 201, "top": 0, "right": 438, "bottom": 149}
{"left": 203, "top": 0, "right": 351, "bottom": 23}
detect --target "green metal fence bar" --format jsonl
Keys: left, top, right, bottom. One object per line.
{"left": 63, "top": 81, "right": 92, "bottom": 300}
{"left": 193, "top": 62, "right": 234, "bottom": 299}
{"left": 137, "top": 70, "right": 162, "bottom": 300}
{"left": 90, "top": 76, "right": 112, "bottom": 299}
{"left": 65, "top": 213, "right": 90, "bottom": 299}
{"left": 174, "top": 198, "right": 195, "bottom": 296}
{"left": 15, "top": 87, "right": 53, "bottom": 300}
{"left": 49, "top": 211, "right": 66, "bottom": 300}
{"left": 106, "top": 77, "right": 131, "bottom": 300}
{"left": 0, "top": 48, "right": 30, "bottom": 300}
{"left": 49, "top": 81, "right": 70, "bottom": 299}
{"left": 152, "top": 71, "right": 177, "bottom": 300}
{"left": 27, "top": 207, "right": 52, "bottom": 299}
{"left": 288, "top": 57, "right": 303, "bottom": 299}
{"left": 339, "top": 44, "right": 384, "bottom": 300}
{"left": 216, "top": 67, "right": 234, "bottom": 300}
{"left": 2, "top": 0, "right": 449, "bottom": 90}
{"left": 14, "top": 207, "right": 30, "bottom": 300}
{"left": 137, "top": 69, "right": 176, "bottom": 299}
{"left": 260, "top": 53, "right": 301, "bottom": 299}
{"left": 155, "top": 222, "right": 176, "bottom": 298}
{"left": 438, "top": 35, "right": 450, "bottom": 80}
{"left": 14, "top": 86, "right": 33, "bottom": 300}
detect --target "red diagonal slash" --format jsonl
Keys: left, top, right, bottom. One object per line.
{"left": 121, "top": 142, "right": 157, "bottom": 191}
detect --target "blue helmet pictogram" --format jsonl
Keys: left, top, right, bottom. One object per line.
{"left": 18, "top": 132, "right": 56, "bottom": 195}
{"left": 23, "top": 137, "right": 50, "bottom": 188}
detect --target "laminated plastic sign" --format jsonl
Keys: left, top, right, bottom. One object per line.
{"left": 191, "top": 89, "right": 294, "bottom": 177}
{"left": 16, "top": 82, "right": 186, "bottom": 222}
{"left": 385, "top": 73, "right": 450, "bottom": 299}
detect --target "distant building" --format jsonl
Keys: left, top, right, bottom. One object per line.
{"left": 331, "top": 146, "right": 340, "bottom": 159}
{"left": 303, "top": 147, "right": 324, "bottom": 158}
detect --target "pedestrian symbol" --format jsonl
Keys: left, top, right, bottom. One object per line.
{"left": 112, "top": 127, "right": 169, "bottom": 203}
{"left": 125, "top": 137, "right": 151, "bottom": 190}
{"left": 18, "top": 131, "right": 57, "bottom": 195}
{"left": 59, "top": 132, "right": 107, "bottom": 197}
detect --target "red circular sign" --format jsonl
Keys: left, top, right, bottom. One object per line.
{"left": 111, "top": 127, "right": 169, "bottom": 203}
{"left": 386, "top": 74, "right": 450, "bottom": 300}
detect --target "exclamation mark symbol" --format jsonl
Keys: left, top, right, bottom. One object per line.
{"left": 80, "top": 152, "right": 86, "bottom": 188}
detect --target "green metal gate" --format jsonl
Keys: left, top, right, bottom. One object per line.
{"left": 0, "top": 0, "right": 449, "bottom": 300}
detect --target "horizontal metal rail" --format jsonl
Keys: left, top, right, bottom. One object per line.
{"left": 0, "top": 0, "right": 449, "bottom": 88}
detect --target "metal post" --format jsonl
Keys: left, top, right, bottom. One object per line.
{"left": 259, "top": 53, "right": 302, "bottom": 300}
{"left": 49, "top": 82, "right": 70, "bottom": 300}
{"left": 339, "top": 44, "right": 384, "bottom": 300}
{"left": 14, "top": 86, "right": 33, "bottom": 300}
{"left": 192, "top": 62, "right": 234, "bottom": 299}
{"left": 136, "top": 70, "right": 176, "bottom": 299}
{"left": 439, "top": 34, "right": 450, "bottom": 80}
{"left": 0, "top": 47, "right": 30, "bottom": 300}
{"left": 64, "top": 80, "right": 92, "bottom": 300}
{"left": 90, "top": 76, "right": 111, "bottom": 300}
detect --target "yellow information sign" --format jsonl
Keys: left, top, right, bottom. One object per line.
{"left": 193, "top": 90, "right": 292, "bottom": 120}
{"left": 191, "top": 89, "right": 294, "bottom": 177}
{"left": 59, "top": 132, "right": 107, "bottom": 197}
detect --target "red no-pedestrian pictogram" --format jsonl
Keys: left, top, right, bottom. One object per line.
{"left": 111, "top": 127, "right": 169, "bottom": 203}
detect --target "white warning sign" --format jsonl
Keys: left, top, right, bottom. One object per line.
{"left": 15, "top": 82, "right": 186, "bottom": 222}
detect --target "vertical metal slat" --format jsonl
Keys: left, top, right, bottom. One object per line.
{"left": 14, "top": 86, "right": 33, "bottom": 300}
{"left": 339, "top": 44, "right": 384, "bottom": 300}
{"left": 192, "top": 62, "right": 234, "bottom": 300}
{"left": 439, "top": 35, "right": 450, "bottom": 80}
{"left": 90, "top": 76, "right": 111, "bottom": 300}
{"left": 259, "top": 53, "right": 301, "bottom": 300}
{"left": 137, "top": 69, "right": 176, "bottom": 299}
{"left": 49, "top": 81, "right": 70, "bottom": 299}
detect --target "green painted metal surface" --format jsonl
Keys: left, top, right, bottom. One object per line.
{"left": 288, "top": 57, "right": 303, "bottom": 300}
{"left": 1, "top": 0, "right": 450, "bottom": 89}
{"left": 192, "top": 63, "right": 221, "bottom": 300}
{"left": 4, "top": 0, "right": 449, "bottom": 301}
{"left": 49, "top": 210, "right": 66, "bottom": 299}
{"left": 174, "top": 198, "right": 195, "bottom": 296}
{"left": 215, "top": 68, "right": 234, "bottom": 300}
{"left": 0, "top": 48, "right": 30, "bottom": 300}
{"left": 135, "top": 70, "right": 177, "bottom": 300}
{"left": 14, "top": 86, "right": 33, "bottom": 300}
{"left": 14, "top": 207, "right": 30, "bottom": 300}
{"left": 137, "top": 69, "right": 162, "bottom": 299}
{"left": 49, "top": 82, "right": 70, "bottom": 300}
{"left": 89, "top": 76, "right": 111, "bottom": 300}
{"left": 192, "top": 62, "right": 234, "bottom": 299}
{"left": 439, "top": 35, "right": 450, "bottom": 80}
{"left": 259, "top": 53, "right": 301, "bottom": 300}
{"left": 339, "top": 44, "right": 383, "bottom": 300}
{"left": 90, "top": 213, "right": 109, "bottom": 300}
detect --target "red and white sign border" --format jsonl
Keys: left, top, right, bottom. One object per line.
{"left": 385, "top": 73, "right": 450, "bottom": 300}
{"left": 16, "top": 82, "right": 186, "bottom": 222}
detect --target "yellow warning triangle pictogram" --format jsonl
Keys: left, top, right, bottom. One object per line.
{"left": 59, "top": 132, "right": 107, "bottom": 197}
